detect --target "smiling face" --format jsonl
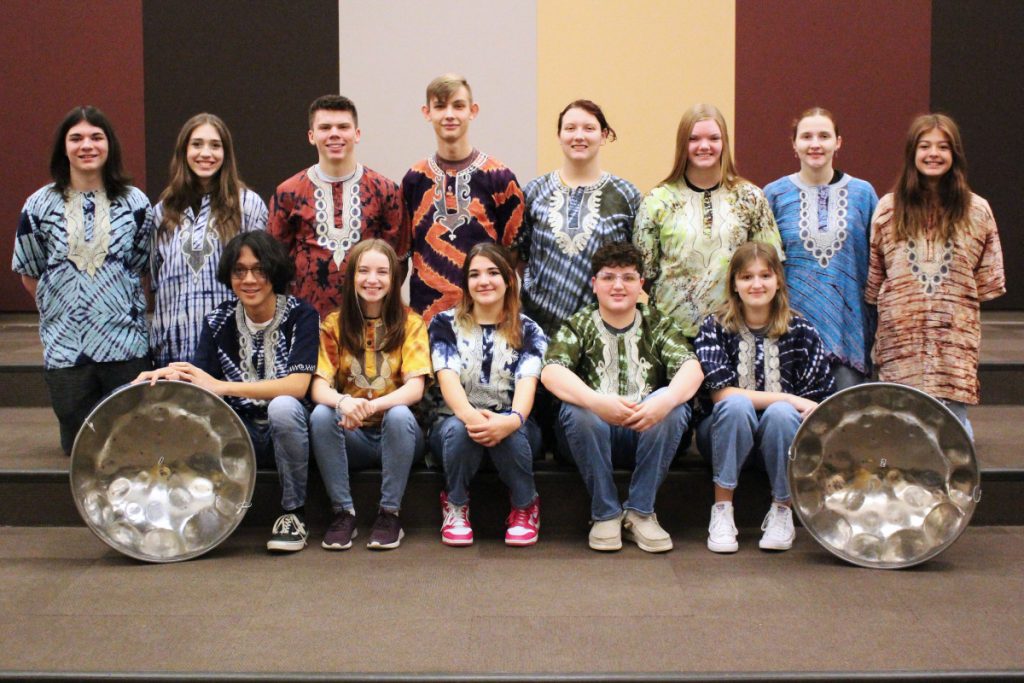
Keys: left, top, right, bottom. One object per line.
{"left": 686, "top": 118, "right": 723, "bottom": 175}
{"left": 308, "top": 109, "right": 360, "bottom": 169}
{"left": 733, "top": 257, "right": 779, "bottom": 313}
{"left": 914, "top": 127, "right": 953, "bottom": 182}
{"left": 559, "top": 107, "right": 606, "bottom": 164}
{"left": 422, "top": 85, "right": 478, "bottom": 145}
{"left": 354, "top": 248, "right": 391, "bottom": 312}
{"left": 65, "top": 121, "right": 109, "bottom": 176}
{"left": 230, "top": 245, "right": 275, "bottom": 320}
{"left": 592, "top": 265, "right": 644, "bottom": 317}
{"left": 793, "top": 114, "right": 841, "bottom": 174}
{"left": 186, "top": 123, "right": 224, "bottom": 186}
{"left": 466, "top": 254, "right": 507, "bottom": 309}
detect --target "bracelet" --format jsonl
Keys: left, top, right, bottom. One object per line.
{"left": 509, "top": 410, "right": 525, "bottom": 427}
{"left": 335, "top": 394, "right": 350, "bottom": 417}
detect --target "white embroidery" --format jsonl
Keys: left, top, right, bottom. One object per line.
{"left": 798, "top": 184, "right": 848, "bottom": 268}
{"left": 65, "top": 190, "right": 112, "bottom": 276}
{"left": 591, "top": 309, "right": 652, "bottom": 402}
{"left": 236, "top": 295, "right": 289, "bottom": 405}
{"left": 547, "top": 172, "right": 608, "bottom": 257}
{"left": 428, "top": 153, "right": 488, "bottom": 238}
{"left": 737, "top": 326, "right": 781, "bottom": 393}
{"left": 457, "top": 325, "right": 516, "bottom": 411}
{"left": 178, "top": 211, "right": 216, "bottom": 280}
{"left": 907, "top": 238, "right": 953, "bottom": 295}
{"left": 308, "top": 164, "right": 364, "bottom": 266}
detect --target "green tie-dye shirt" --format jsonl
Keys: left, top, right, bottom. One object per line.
{"left": 544, "top": 303, "right": 695, "bottom": 402}
{"left": 633, "top": 180, "right": 782, "bottom": 337}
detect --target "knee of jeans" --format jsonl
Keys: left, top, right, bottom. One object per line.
{"left": 310, "top": 403, "right": 338, "bottom": 429}
{"left": 382, "top": 404, "right": 415, "bottom": 428}
{"left": 440, "top": 415, "right": 470, "bottom": 440}
{"left": 762, "top": 401, "right": 800, "bottom": 424}
{"left": 559, "top": 402, "right": 601, "bottom": 431}
{"left": 268, "top": 395, "right": 304, "bottom": 425}
{"left": 714, "top": 393, "right": 755, "bottom": 419}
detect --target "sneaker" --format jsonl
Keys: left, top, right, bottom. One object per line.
{"left": 505, "top": 496, "right": 540, "bottom": 546}
{"left": 322, "top": 510, "right": 357, "bottom": 550}
{"left": 759, "top": 503, "right": 795, "bottom": 551}
{"left": 708, "top": 502, "right": 739, "bottom": 553}
{"left": 440, "top": 491, "right": 473, "bottom": 546}
{"left": 623, "top": 510, "right": 673, "bottom": 553}
{"left": 588, "top": 512, "right": 624, "bottom": 552}
{"left": 367, "top": 509, "right": 404, "bottom": 550}
{"left": 267, "top": 512, "right": 307, "bottom": 552}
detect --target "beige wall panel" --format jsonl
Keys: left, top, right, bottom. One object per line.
{"left": 338, "top": 0, "right": 538, "bottom": 186}
{"left": 536, "top": 1, "right": 736, "bottom": 193}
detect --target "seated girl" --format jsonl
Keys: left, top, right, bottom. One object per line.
{"left": 693, "top": 242, "right": 834, "bottom": 554}
{"left": 428, "top": 243, "right": 547, "bottom": 547}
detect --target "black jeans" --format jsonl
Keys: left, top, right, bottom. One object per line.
{"left": 43, "top": 356, "right": 152, "bottom": 454}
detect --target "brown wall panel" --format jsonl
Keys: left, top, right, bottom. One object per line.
{"left": 142, "top": 0, "right": 339, "bottom": 203}
{"left": 735, "top": 0, "right": 931, "bottom": 195}
{"left": 0, "top": 0, "right": 146, "bottom": 312}
{"left": 932, "top": 0, "right": 1023, "bottom": 310}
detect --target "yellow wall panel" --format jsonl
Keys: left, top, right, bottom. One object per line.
{"left": 536, "top": 1, "right": 736, "bottom": 193}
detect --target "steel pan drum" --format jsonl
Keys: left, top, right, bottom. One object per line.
{"left": 789, "top": 382, "right": 979, "bottom": 569}
{"left": 69, "top": 381, "right": 256, "bottom": 562}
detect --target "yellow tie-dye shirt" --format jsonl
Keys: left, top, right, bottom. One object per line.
{"left": 316, "top": 309, "right": 433, "bottom": 425}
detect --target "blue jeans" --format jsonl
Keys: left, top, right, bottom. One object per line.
{"left": 242, "top": 396, "right": 314, "bottom": 512}
{"left": 556, "top": 388, "right": 690, "bottom": 521}
{"left": 696, "top": 394, "right": 800, "bottom": 502}
{"left": 310, "top": 403, "right": 424, "bottom": 513}
{"left": 429, "top": 414, "right": 540, "bottom": 508}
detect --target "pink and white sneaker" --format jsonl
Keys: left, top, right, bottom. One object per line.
{"left": 440, "top": 491, "right": 473, "bottom": 546}
{"left": 505, "top": 496, "right": 540, "bottom": 546}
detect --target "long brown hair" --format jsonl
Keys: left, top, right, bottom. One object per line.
{"left": 716, "top": 242, "right": 792, "bottom": 339}
{"left": 336, "top": 240, "right": 408, "bottom": 356}
{"left": 157, "top": 113, "right": 246, "bottom": 242}
{"left": 455, "top": 243, "right": 523, "bottom": 349}
{"left": 661, "top": 103, "right": 744, "bottom": 190}
{"left": 892, "top": 113, "right": 972, "bottom": 243}
{"left": 50, "top": 105, "right": 131, "bottom": 200}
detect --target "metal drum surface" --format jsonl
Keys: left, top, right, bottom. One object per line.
{"left": 69, "top": 381, "right": 256, "bottom": 563}
{"left": 788, "top": 382, "right": 979, "bottom": 569}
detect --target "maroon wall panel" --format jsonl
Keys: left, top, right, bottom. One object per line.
{"left": 735, "top": 0, "right": 931, "bottom": 194}
{"left": 0, "top": 0, "right": 146, "bottom": 312}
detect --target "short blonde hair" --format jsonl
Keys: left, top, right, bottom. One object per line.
{"left": 426, "top": 73, "right": 473, "bottom": 105}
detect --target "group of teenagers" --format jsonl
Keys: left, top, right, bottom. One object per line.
{"left": 13, "top": 73, "right": 1005, "bottom": 556}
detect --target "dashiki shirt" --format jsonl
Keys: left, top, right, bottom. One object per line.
{"left": 150, "top": 188, "right": 268, "bottom": 366}
{"left": 12, "top": 184, "right": 152, "bottom": 369}
{"left": 865, "top": 193, "right": 1005, "bottom": 405}
{"left": 517, "top": 171, "right": 641, "bottom": 335}
{"left": 544, "top": 303, "right": 695, "bottom": 402}
{"left": 428, "top": 309, "right": 548, "bottom": 417}
{"left": 633, "top": 180, "right": 783, "bottom": 338}
{"left": 693, "top": 314, "right": 835, "bottom": 421}
{"left": 401, "top": 150, "right": 524, "bottom": 321}
{"left": 763, "top": 172, "right": 878, "bottom": 374}
{"left": 193, "top": 295, "right": 318, "bottom": 423}
{"left": 268, "top": 164, "right": 404, "bottom": 317}
{"left": 315, "top": 309, "right": 432, "bottom": 426}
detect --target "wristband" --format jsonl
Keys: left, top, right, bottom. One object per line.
{"left": 509, "top": 410, "right": 525, "bottom": 427}
{"left": 335, "top": 394, "right": 350, "bottom": 417}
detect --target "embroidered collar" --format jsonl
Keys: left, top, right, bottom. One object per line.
{"left": 236, "top": 295, "right": 289, "bottom": 404}
{"left": 736, "top": 324, "right": 781, "bottom": 393}
{"left": 65, "top": 190, "right": 112, "bottom": 276}
{"left": 307, "top": 164, "right": 364, "bottom": 266}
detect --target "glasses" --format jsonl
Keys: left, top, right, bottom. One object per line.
{"left": 230, "top": 265, "right": 267, "bottom": 281}
{"left": 595, "top": 272, "right": 641, "bottom": 285}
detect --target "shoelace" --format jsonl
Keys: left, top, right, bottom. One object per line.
{"left": 327, "top": 514, "right": 351, "bottom": 532}
{"left": 274, "top": 514, "right": 302, "bottom": 535}
{"left": 710, "top": 507, "right": 735, "bottom": 535}
{"left": 443, "top": 503, "right": 469, "bottom": 528}
{"left": 761, "top": 507, "right": 789, "bottom": 533}
{"left": 507, "top": 506, "right": 534, "bottom": 529}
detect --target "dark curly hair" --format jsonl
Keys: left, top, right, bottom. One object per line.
{"left": 590, "top": 242, "right": 643, "bottom": 278}
{"left": 217, "top": 231, "right": 295, "bottom": 295}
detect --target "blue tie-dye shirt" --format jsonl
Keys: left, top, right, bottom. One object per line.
{"left": 12, "top": 184, "right": 152, "bottom": 369}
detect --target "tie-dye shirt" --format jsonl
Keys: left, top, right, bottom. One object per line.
{"left": 150, "top": 188, "right": 268, "bottom": 366}
{"left": 12, "top": 184, "right": 152, "bottom": 369}
{"left": 400, "top": 151, "right": 524, "bottom": 321}
{"left": 269, "top": 164, "right": 404, "bottom": 318}
{"left": 633, "top": 180, "right": 782, "bottom": 338}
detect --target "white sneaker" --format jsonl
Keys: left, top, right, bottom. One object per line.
{"left": 759, "top": 503, "right": 795, "bottom": 551}
{"left": 623, "top": 510, "right": 673, "bottom": 553}
{"left": 588, "top": 512, "right": 624, "bottom": 552}
{"left": 707, "top": 502, "right": 739, "bottom": 553}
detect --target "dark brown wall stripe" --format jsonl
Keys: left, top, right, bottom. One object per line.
{"left": 932, "top": 0, "right": 1022, "bottom": 310}
{"left": 142, "top": 0, "right": 339, "bottom": 203}
{"left": 1, "top": 0, "right": 146, "bottom": 311}
{"left": 735, "top": 0, "right": 932, "bottom": 196}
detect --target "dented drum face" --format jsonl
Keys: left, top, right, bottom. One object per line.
{"left": 69, "top": 381, "right": 256, "bottom": 563}
{"left": 789, "top": 382, "right": 979, "bottom": 569}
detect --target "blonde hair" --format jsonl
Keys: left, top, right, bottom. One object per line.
{"left": 715, "top": 242, "right": 792, "bottom": 339}
{"left": 661, "top": 103, "right": 744, "bottom": 190}
{"left": 426, "top": 73, "right": 473, "bottom": 106}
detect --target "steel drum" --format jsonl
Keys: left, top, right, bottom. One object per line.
{"left": 789, "top": 382, "right": 979, "bottom": 569}
{"left": 69, "top": 381, "right": 256, "bottom": 562}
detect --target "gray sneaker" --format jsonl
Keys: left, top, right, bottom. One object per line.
{"left": 588, "top": 512, "right": 624, "bottom": 552}
{"left": 367, "top": 509, "right": 404, "bottom": 550}
{"left": 623, "top": 510, "right": 673, "bottom": 553}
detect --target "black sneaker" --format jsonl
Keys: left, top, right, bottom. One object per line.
{"left": 322, "top": 510, "right": 358, "bottom": 550}
{"left": 267, "top": 512, "right": 308, "bottom": 552}
{"left": 366, "top": 509, "right": 404, "bottom": 550}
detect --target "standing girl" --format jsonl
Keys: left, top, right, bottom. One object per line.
{"left": 150, "top": 113, "right": 268, "bottom": 366}
{"left": 866, "top": 114, "right": 1005, "bottom": 437}
{"left": 518, "top": 99, "right": 642, "bottom": 335}
{"left": 694, "top": 243, "right": 834, "bottom": 553}
{"left": 634, "top": 103, "right": 782, "bottom": 339}
{"left": 13, "top": 106, "right": 153, "bottom": 454}
{"left": 763, "top": 107, "right": 878, "bottom": 389}
{"left": 429, "top": 243, "right": 547, "bottom": 546}
{"left": 309, "top": 239, "right": 432, "bottom": 551}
